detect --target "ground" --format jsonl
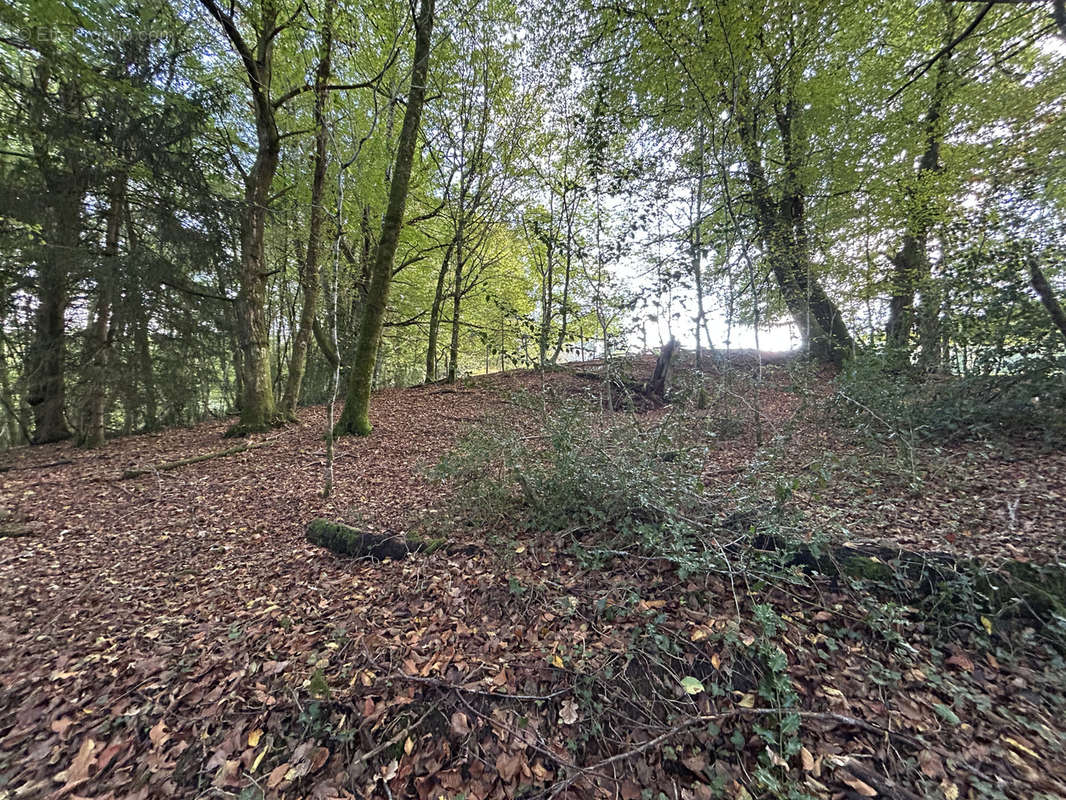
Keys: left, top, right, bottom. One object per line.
{"left": 1, "top": 360, "right": 1065, "bottom": 800}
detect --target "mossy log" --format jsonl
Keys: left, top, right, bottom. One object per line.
{"left": 755, "top": 534, "right": 1066, "bottom": 625}
{"left": 306, "top": 518, "right": 446, "bottom": 560}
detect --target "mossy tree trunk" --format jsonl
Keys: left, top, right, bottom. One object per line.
{"left": 336, "top": 0, "right": 435, "bottom": 436}
{"left": 199, "top": 0, "right": 284, "bottom": 435}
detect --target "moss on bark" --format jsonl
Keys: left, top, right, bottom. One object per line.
{"left": 306, "top": 518, "right": 445, "bottom": 560}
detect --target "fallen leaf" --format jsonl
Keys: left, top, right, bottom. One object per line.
{"left": 681, "top": 676, "right": 705, "bottom": 695}
{"left": 945, "top": 651, "right": 974, "bottom": 672}
{"left": 148, "top": 720, "right": 167, "bottom": 748}
{"left": 60, "top": 737, "right": 97, "bottom": 786}
{"left": 918, "top": 749, "right": 945, "bottom": 778}
{"left": 840, "top": 770, "right": 877, "bottom": 796}
{"left": 496, "top": 751, "right": 524, "bottom": 783}
{"left": 450, "top": 711, "right": 470, "bottom": 736}
{"left": 267, "top": 762, "right": 290, "bottom": 788}
{"left": 559, "top": 699, "right": 579, "bottom": 725}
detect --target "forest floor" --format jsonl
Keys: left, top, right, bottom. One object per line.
{"left": 2, "top": 357, "right": 1065, "bottom": 800}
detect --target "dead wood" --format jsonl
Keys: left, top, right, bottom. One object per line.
{"left": 120, "top": 439, "right": 278, "bottom": 479}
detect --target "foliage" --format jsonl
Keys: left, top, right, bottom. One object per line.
{"left": 836, "top": 353, "right": 1066, "bottom": 443}
{"left": 434, "top": 388, "right": 724, "bottom": 573}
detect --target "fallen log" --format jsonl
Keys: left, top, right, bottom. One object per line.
{"left": 749, "top": 531, "right": 1066, "bottom": 629}
{"left": 120, "top": 438, "right": 277, "bottom": 479}
{"left": 0, "top": 524, "right": 34, "bottom": 539}
{"left": 306, "top": 518, "right": 447, "bottom": 560}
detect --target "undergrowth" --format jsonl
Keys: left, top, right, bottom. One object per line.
{"left": 433, "top": 387, "right": 729, "bottom": 577}
{"left": 429, "top": 374, "right": 1066, "bottom": 799}
{"left": 835, "top": 353, "right": 1066, "bottom": 444}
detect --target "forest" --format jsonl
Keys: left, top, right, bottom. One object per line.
{"left": 1, "top": 0, "right": 1066, "bottom": 798}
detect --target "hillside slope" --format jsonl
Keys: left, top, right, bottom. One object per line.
{"left": 2, "top": 361, "right": 1064, "bottom": 799}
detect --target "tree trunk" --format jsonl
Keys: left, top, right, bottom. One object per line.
{"left": 647, "top": 338, "right": 679, "bottom": 400}
{"left": 27, "top": 181, "right": 80, "bottom": 444}
{"left": 550, "top": 204, "right": 576, "bottom": 364}
{"left": 80, "top": 176, "right": 125, "bottom": 447}
{"left": 232, "top": 122, "right": 281, "bottom": 433}
{"left": 282, "top": 0, "right": 334, "bottom": 418}
{"left": 199, "top": 0, "right": 283, "bottom": 435}
{"left": 425, "top": 240, "right": 454, "bottom": 382}
{"left": 0, "top": 299, "right": 28, "bottom": 446}
{"left": 885, "top": 11, "right": 953, "bottom": 365}
{"left": 539, "top": 236, "right": 554, "bottom": 367}
{"left": 692, "top": 121, "right": 706, "bottom": 370}
{"left": 25, "top": 49, "right": 83, "bottom": 445}
{"left": 446, "top": 240, "right": 464, "bottom": 383}
{"left": 1029, "top": 257, "right": 1066, "bottom": 346}
{"left": 336, "top": 0, "right": 435, "bottom": 436}
{"left": 735, "top": 98, "right": 852, "bottom": 364}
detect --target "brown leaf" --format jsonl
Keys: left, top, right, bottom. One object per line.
{"left": 840, "top": 770, "right": 878, "bottom": 796}
{"left": 945, "top": 651, "right": 974, "bottom": 673}
{"left": 214, "top": 759, "right": 242, "bottom": 788}
{"left": 267, "top": 762, "right": 290, "bottom": 789}
{"left": 681, "top": 753, "right": 707, "bottom": 774}
{"left": 918, "top": 749, "right": 945, "bottom": 779}
{"left": 148, "top": 720, "right": 167, "bottom": 748}
{"left": 496, "top": 751, "right": 523, "bottom": 783}
{"left": 450, "top": 711, "right": 470, "bottom": 736}
{"left": 56, "top": 737, "right": 97, "bottom": 790}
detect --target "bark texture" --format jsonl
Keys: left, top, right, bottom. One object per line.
{"left": 200, "top": 0, "right": 284, "bottom": 434}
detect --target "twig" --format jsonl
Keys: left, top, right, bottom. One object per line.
{"left": 119, "top": 438, "right": 279, "bottom": 479}
{"left": 350, "top": 704, "right": 437, "bottom": 772}
{"left": 395, "top": 672, "right": 571, "bottom": 702}
{"left": 544, "top": 706, "right": 995, "bottom": 798}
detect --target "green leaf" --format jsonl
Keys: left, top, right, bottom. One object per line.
{"left": 680, "top": 676, "right": 705, "bottom": 695}
{"left": 933, "top": 703, "right": 960, "bottom": 726}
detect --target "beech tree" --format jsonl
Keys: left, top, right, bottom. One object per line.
{"left": 335, "top": 0, "right": 436, "bottom": 436}
{"left": 1, "top": 0, "right": 1062, "bottom": 448}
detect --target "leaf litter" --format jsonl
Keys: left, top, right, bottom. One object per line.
{"left": 2, "top": 362, "right": 1065, "bottom": 799}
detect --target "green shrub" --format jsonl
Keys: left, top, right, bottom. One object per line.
{"left": 433, "top": 389, "right": 722, "bottom": 572}
{"left": 835, "top": 354, "right": 1066, "bottom": 443}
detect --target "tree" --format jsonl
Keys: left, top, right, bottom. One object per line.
{"left": 281, "top": 0, "right": 335, "bottom": 418}
{"left": 198, "top": 0, "right": 292, "bottom": 434}
{"left": 335, "top": 0, "right": 436, "bottom": 436}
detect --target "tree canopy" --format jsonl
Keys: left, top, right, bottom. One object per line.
{"left": 1, "top": 0, "right": 1064, "bottom": 445}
